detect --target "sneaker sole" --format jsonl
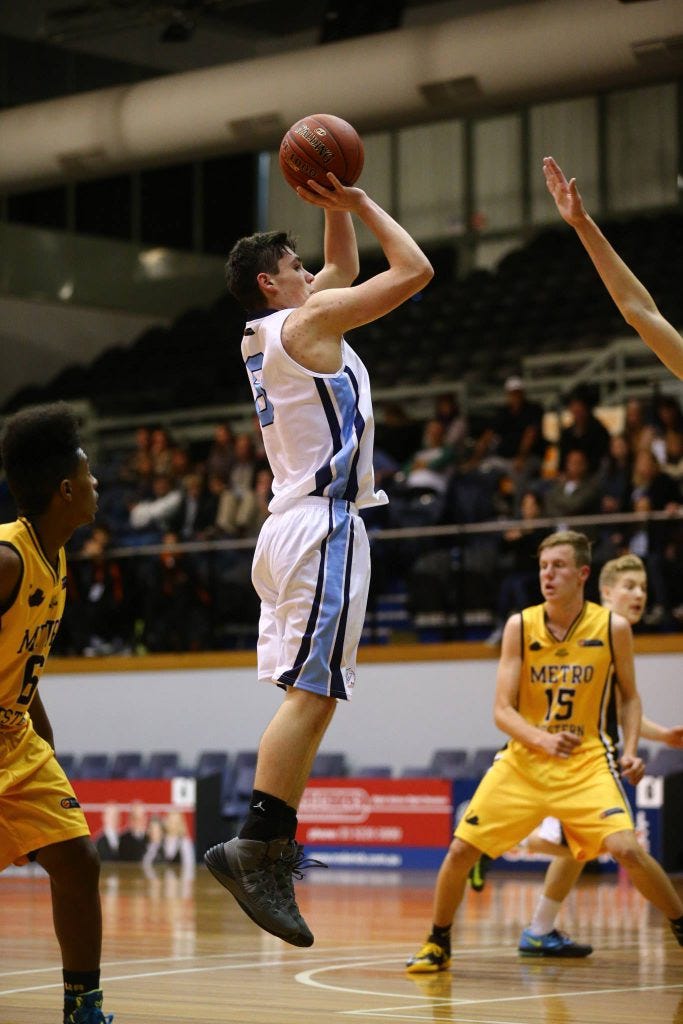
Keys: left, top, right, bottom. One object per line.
{"left": 519, "top": 947, "right": 592, "bottom": 958}
{"left": 405, "top": 958, "right": 451, "bottom": 974}
{"left": 204, "top": 846, "right": 313, "bottom": 948}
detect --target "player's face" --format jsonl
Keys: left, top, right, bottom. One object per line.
{"left": 271, "top": 248, "right": 315, "bottom": 307}
{"left": 602, "top": 571, "right": 647, "bottom": 624}
{"left": 538, "top": 544, "right": 587, "bottom": 604}
{"left": 68, "top": 449, "right": 99, "bottom": 526}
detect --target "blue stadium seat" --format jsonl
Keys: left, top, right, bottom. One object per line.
{"left": 195, "top": 750, "right": 230, "bottom": 778}
{"left": 76, "top": 753, "right": 112, "bottom": 780}
{"left": 311, "top": 752, "right": 349, "bottom": 777}
{"left": 145, "top": 751, "right": 181, "bottom": 779}
{"left": 646, "top": 748, "right": 683, "bottom": 777}
{"left": 57, "top": 753, "right": 77, "bottom": 777}
{"left": 469, "top": 747, "right": 501, "bottom": 777}
{"left": 110, "top": 752, "right": 144, "bottom": 779}
{"left": 429, "top": 748, "right": 469, "bottom": 778}
{"left": 222, "top": 762, "right": 256, "bottom": 820}
{"left": 356, "top": 765, "right": 393, "bottom": 778}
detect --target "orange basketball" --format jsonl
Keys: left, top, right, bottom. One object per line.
{"left": 279, "top": 114, "right": 364, "bottom": 191}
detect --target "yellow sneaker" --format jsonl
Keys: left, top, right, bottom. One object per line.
{"left": 405, "top": 940, "right": 451, "bottom": 973}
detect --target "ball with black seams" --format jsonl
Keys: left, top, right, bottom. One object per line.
{"left": 279, "top": 114, "right": 364, "bottom": 191}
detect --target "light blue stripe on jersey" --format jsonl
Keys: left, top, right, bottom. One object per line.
{"left": 318, "top": 373, "right": 363, "bottom": 500}
{"left": 293, "top": 500, "right": 352, "bottom": 697}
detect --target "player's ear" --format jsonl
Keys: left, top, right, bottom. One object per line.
{"left": 59, "top": 478, "right": 73, "bottom": 502}
{"left": 257, "top": 271, "right": 274, "bottom": 292}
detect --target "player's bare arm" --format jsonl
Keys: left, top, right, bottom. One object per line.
{"left": 310, "top": 210, "right": 360, "bottom": 293}
{"left": 493, "top": 615, "right": 582, "bottom": 759}
{"left": 543, "top": 155, "right": 683, "bottom": 380}
{"left": 0, "top": 544, "right": 22, "bottom": 609}
{"left": 292, "top": 173, "right": 432, "bottom": 332}
{"left": 640, "top": 718, "right": 683, "bottom": 748}
{"left": 610, "top": 612, "right": 644, "bottom": 784}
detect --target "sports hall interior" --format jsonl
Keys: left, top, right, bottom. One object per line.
{"left": 0, "top": 2, "right": 682, "bottom": 1022}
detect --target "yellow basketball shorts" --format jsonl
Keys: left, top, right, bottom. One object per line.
{"left": 454, "top": 744, "right": 633, "bottom": 862}
{"left": 0, "top": 723, "right": 90, "bottom": 870}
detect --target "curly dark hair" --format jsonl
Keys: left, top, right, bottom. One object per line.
{"left": 0, "top": 402, "right": 83, "bottom": 516}
{"left": 225, "top": 230, "right": 297, "bottom": 312}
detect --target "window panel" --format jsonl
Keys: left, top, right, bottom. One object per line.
{"left": 529, "top": 97, "right": 599, "bottom": 223}
{"left": 607, "top": 84, "right": 678, "bottom": 211}
{"left": 473, "top": 114, "right": 522, "bottom": 231}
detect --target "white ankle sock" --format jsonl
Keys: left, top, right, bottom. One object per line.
{"left": 528, "top": 895, "right": 562, "bottom": 936}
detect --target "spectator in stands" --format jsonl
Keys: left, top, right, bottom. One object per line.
{"left": 139, "top": 530, "right": 212, "bottom": 651}
{"left": 171, "top": 472, "right": 218, "bottom": 541}
{"left": 623, "top": 397, "right": 655, "bottom": 458}
{"left": 599, "top": 434, "right": 633, "bottom": 515}
{"left": 118, "top": 800, "right": 149, "bottom": 862}
{"left": 652, "top": 395, "right": 683, "bottom": 479}
{"left": 465, "top": 376, "right": 546, "bottom": 508}
{"left": 558, "top": 386, "right": 610, "bottom": 475}
{"left": 65, "top": 522, "right": 133, "bottom": 656}
{"left": 631, "top": 449, "right": 681, "bottom": 514}
{"left": 118, "top": 425, "right": 153, "bottom": 486}
{"left": 434, "top": 393, "right": 469, "bottom": 461}
{"left": 592, "top": 433, "right": 634, "bottom": 564}
{"left": 205, "top": 422, "right": 235, "bottom": 483}
{"left": 486, "top": 489, "right": 546, "bottom": 644}
{"left": 149, "top": 426, "right": 175, "bottom": 477}
{"left": 543, "top": 156, "right": 683, "bottom": 381}
{"left": 628, "top": 450, "right": 682, "bottom": 626}
{"left": 402, "top": 419, "right": 454, "bottom": 497}
{"left": 544, "top": 448, "right": 601, "bottom": 532}
{"left": 128, "top": 471, "right": 183, "bottom": 536}
{"left": 95, "top": 803, "right": 121, "bottom": 862}
{"left": 375, "top": 401, "right": 423, "bottom": 465}
{"left": 213, "top": 433, "right": 258, "bottom": 536}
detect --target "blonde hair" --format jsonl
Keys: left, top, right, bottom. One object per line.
{"left": 537, "top": 530, "right": 591, "bottom": 568}
{"left": 599, "top": 554, "right": 646, "bottom": 591}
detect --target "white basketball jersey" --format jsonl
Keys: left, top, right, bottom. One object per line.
{"left": 241, "top": 309, "right": 387, "bottom": 513}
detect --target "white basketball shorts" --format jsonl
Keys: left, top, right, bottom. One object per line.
{"left": 251, "top": 497, "right": 370, "bottom": 700}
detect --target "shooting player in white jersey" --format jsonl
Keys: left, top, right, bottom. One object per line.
{"left": 205, "top": 171, "right": 433, "bottom": 946}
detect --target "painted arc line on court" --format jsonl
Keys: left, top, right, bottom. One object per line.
{"left": 0, "top": 948, "right": 432, "bottom": 998}
{"left": 295, "top": 947, "right": 511, "bottom": 1000}
{"left": 340, "top": 981, "right": 683, "bottom": 1014}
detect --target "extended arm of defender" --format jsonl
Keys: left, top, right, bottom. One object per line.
{"left": 543, "top": 156, "right": 683, "bottom": 380}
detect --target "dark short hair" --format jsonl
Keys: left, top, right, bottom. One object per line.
{"left": 225, "top": 230, "right": 297, "bottom": 311}
{"left": 0, "top": 402, "right": 83, "bottom": 516}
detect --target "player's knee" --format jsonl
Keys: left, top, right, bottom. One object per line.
{"left": 446, "top": 837, "right": 480, "bottom": 868}
{"left": 603, "top": 832, "right": 645, "bottom": 869}
{"left": 42, "top": 837, "right": 101, "bottom": 888}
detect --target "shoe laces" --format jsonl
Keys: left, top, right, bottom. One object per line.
{"left": 279, "top": 842, "right": 328, "bottom": 882}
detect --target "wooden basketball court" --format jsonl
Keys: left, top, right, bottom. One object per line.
{"left": 1, "top": 862, "right": 681, "bottom": 1023}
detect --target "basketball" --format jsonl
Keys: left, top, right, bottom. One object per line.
{"left": 279, "top": 114, "right": 364, "bottom": 191}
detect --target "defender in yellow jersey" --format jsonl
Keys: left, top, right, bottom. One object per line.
{"left": 517, "top": 554, "right": 683, "bottom": 956}
{"left": 406, "top": 532, "right": 683, "bottom": 973}
{"left": 0, "top": 404, "right": 114, "bottom": 1024}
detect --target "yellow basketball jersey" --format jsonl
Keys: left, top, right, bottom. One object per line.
{"left": 0, "top": 517, "right": 66, "bottom": 733}
{"left": 517, "top": 600, "right": 618, "bottom": 760}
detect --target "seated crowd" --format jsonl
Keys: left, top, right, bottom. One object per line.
{"left": 38, "top": 383, "right": 683, "bottom": 656}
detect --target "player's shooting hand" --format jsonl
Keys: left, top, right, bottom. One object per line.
{"left": 296, "top": 172, "right": 366, "bottom": 212}
{"left": 543, "top": 156, "right": 586, "bottom": 226}
{"left": 539, "top": 730, "right": 582, "bottom": 759}
{"left": 619, "top": 754, "right": 645, "bottom": 785}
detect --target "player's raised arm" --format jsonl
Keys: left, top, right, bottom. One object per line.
{"left": 543, "top": 156, "right": 683, "bottom": 380}
{"left": 295, "top": 173, "right": 433, "bottom": 334}
{"left": 311, "top": 209, "right": 360, "bottom": 293}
